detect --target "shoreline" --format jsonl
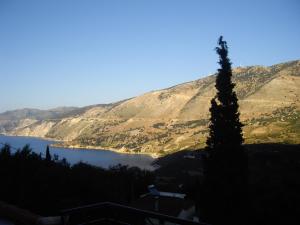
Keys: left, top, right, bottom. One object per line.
{"left": 51, "top": 143, "right": 160, "bottom": 159}
{"left": 0, "top": 134, "right": 160, "bottom": 159}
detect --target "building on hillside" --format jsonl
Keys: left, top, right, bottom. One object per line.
{"left": 131, "top": 185, "right": 200, "bottom": 224}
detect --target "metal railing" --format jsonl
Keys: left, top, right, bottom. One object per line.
{"left": 61, "top": 202, "right": 209, "bottom": 225}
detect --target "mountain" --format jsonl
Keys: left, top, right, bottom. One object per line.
{"left": 1, "top": 60, "right": 299, "bottom": 154}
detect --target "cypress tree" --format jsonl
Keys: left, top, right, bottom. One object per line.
{"left": 45, "top": 145, "right": 51, "bottom": 162}
{"left": 201, "top": 36, "right": 247, "bottom": 225}
{"left": 206, "top": 36, "right": 243, "bottom": 150}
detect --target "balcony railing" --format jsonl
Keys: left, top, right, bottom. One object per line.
{"left": 61, "top": 202, "right": 209, "bottom": 225}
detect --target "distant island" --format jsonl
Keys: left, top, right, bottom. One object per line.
{"left": 0, "top": 60, "right": 299, "bottom": 155}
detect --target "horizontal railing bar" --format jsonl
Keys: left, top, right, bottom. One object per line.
{"left": 61, "top": 202, "right": 209, "bottom": 225}
{"left": 78, "top": 218, "right": 131, "bottom": 225}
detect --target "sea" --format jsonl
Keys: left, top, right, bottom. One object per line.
{"left": 0, "top": 135, "right": 155, "bottom": 170}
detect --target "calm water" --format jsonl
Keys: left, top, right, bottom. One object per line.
{"left": 0, "top": 135, "right": 154, "bottom": 170}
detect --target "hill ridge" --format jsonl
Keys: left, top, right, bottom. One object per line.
{"left": 0, "top": 60, "right": 299, "bottom": 154}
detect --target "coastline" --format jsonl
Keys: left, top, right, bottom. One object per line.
{"left": 0, "top": 134, "right": 160, "bottom": 158}
{"left": 51, "top": 143, "right": 160, "bottom": 159}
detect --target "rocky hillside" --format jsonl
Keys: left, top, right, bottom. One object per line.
{"left": 1, "top": 60, "right": 299, "bottom": 154}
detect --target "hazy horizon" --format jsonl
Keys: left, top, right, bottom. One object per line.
{"left": 1, "top": 0, "right": 299, "bottom": 112}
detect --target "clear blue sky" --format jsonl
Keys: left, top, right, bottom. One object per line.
{"left": 0, "top": 0, "right": 299, "bottom": 112}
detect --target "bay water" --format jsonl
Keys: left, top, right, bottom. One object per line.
{"left": 0, "top": 135, "right": 154, "bottom": 170}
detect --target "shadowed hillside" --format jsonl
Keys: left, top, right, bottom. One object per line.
{"left": 153, "top": 143, "right": 300, "bottom": 225}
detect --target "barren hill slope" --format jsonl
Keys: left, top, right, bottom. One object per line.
{"left": 1, "top": 60, "right": 299, "bottom": 154}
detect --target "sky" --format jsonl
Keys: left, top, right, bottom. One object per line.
{"left": 0, "top": 0, "right": 299, "bottom": 112}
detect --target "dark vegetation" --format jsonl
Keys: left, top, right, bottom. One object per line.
{"left": 171, "top": 119, "right": 208, "bottom": 129}
{"left": 246, "top": 106, "right": 300, "bottom": 126}
{"left": 246, "top": 144, "right": 300, "bottom": 225}
{"left": 154, "top": 144, "right": 300, "bottom": 225}
{"left": 199, "top": 36, "right": 247, "bottom": 225}
{"left": 0, "top": 144, "right": 154, "bottom": 216}
{"left": 244, "top": 106, "right": 300, "bottom": 144}
{"left": 152, "top": 122, "right": 166, "bottom": 129}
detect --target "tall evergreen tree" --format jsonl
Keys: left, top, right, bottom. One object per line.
{"left": 45, "top": 145, "right": 51, "bottom": 162}
{"left": 206, "top": 36, "right": 243, "bottom": 150}
{"left": 201, "top": 36, "right": 248, "bottom": 225}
